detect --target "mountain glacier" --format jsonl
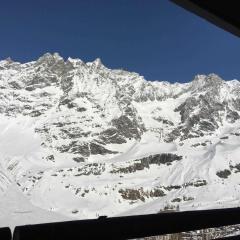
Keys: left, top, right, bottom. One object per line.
{"left": 0, "top": 53, "right": 240, "bottom": 227}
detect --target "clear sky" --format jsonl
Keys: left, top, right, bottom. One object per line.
{"left": 0, "top": 0, "right": 240, "bottom": 83}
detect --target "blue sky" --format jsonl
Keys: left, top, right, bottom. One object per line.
{"left": 0, "top": 0, "right": 240, "bottom": 83}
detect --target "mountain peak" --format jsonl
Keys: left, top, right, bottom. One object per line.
{"left": 207, "top": 73, "right": 223, "bottom": 82}
{"left": 5, "top": 57, "right": 13, "bottom": 63}
{"left": 193, "top": 73, "right": 222, "bottom": 82}
{"left": 87, "top": 58, "right": 104, "bottom": 69}
{"left": 193, "top": 74, "right": 207, "bottom": 81}
{"left": 36, "top": 52, "right": 64, "bottom": 66}
{"left": 93, "top": 58, "right": 102, "bottom": 65}
{"left": 191, "top": 73, "right": 223, "bottom": 91}
{"left": 38, "top": 52, "right": 63, "bottom": 61}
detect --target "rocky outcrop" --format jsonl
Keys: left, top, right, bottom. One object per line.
{"left": 111, "top": 154, "right": 183, "bottom": 174}
{"left": 119, "top": 187, "right": 166, "bottom": 202}
{"left": 216, "top": 170, "right": 231, "bottom": 179}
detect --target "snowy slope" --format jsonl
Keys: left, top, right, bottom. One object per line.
{"left": 0, "top": 184, "right": 70, "bottom": 229}
{"left": 0, "top": 53, "right": 240, "bottom": 227}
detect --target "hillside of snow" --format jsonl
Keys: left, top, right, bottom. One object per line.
{"left": 0, "top": 53, "right": 240, "bottom": 227}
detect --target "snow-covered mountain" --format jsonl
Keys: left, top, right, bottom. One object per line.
{"left": 1, "top": 53, "right": 240, "bottom": 227}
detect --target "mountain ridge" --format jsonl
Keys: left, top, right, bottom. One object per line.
{"left": 0, "top": 53, "right": 240, "bottom": 226}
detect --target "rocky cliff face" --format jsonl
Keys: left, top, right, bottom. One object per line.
{"left": 0, "top": 53, "right": 240, "bottom": 220}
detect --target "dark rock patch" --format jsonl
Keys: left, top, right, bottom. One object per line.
{"left": 153, "top": 116, "right": 174, "bottom": 126}
{"left": 226, "top": 110, "right": 239, "bottom": 123}
{"left": 60, "top": 141, "right": 118, "bottom": 156}
{"left": 74, "top": 163, "right": 105, "bottom": 176}
{"left": 99, "top": 128, "right": 127, "bottom": 144}
{"left": 29, "top": 110, "right": 42, "bottom": 117}
{"left": 112, "top": 115, "right": 143, "bottom": 140}
{"left": 216, "top": 170, "right": 231, "bottom": 179}
{"left": 119, "top": 187, "right": 165, "bottom": 202}
{"left": 77, "top": 107, "right": 87, "bottom": 112}
{"left": 25, "top": 86, "right": 35, "bottom": 91}
{"left": 111, "top": 153, "right": 182, "bottom": 174}
{"left": 46, "top": 155, "right": 55, "bottom": 162}
{"left": 172, "top": 198, "right": 181, "bottom": 202}
{"left": 230, "top": 164, "right": 240, "bottom": 173}
{"left": 90, "top": 142, "right": 118, "bottom": 155}
{"left": 73, "top": 157, "right": 85, "bottom": 163}
{"left": 183, "top": 196, "right": 194, "bottom": 201}
{"left": 220, "top": 136, "right": 229, "bottom": 140}
{"left": 163, "top": 185, "right": 181, "bottom": 191}
{"left": 9, "top": 81, "right": 22, "bottom": 89}
{"left": 184, "top": 179, "right": 207, "bottom": 187}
